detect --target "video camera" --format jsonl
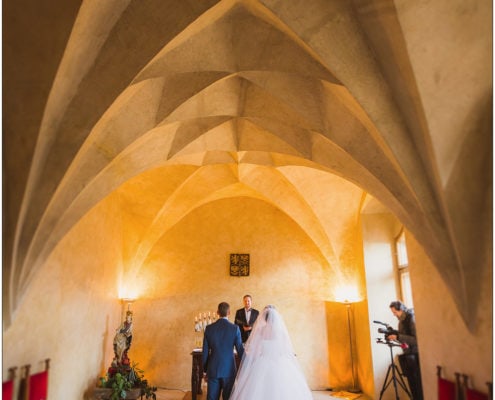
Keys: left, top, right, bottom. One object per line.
{"left": 373, "top": 320, "right": 399, "bottom": 340}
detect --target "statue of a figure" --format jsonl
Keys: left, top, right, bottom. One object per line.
{"left": 113, "top": 310, "right": 133, "bottom": 366}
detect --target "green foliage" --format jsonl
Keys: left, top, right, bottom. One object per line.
{"left": 100, "top": 363, "right": 157, "bottom": 400}
{"left": 111, "top": 373, "right": 132, "bottom": 400}
{"left": 130, "top": 363, "right": 157, "bottom": 400}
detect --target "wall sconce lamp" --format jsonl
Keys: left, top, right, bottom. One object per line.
{"left": 120, "top": 298, "right": 135, "bottom": 322}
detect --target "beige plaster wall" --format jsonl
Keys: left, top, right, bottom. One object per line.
{"left": 361, "top": 211, "right": 406, "bottom": 399}
{"left": 126, "top": 197, "right": 340, "bottom": 390}
{"left": 407, "top": 233, "right": 493, "bottom": 398}
{"left": 4, "top": 194, "right": 368, "bottom": 397}
{"left": 3, "top": 200, "right": 122, "bottom": 399}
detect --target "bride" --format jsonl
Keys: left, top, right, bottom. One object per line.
{"left": 230, "top": 305, "right": 313, "bottom": 400}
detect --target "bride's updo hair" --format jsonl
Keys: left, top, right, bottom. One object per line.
{"left": 242, "top": 304, "right": 295, "bottom": 358}
{"left": 263, "top": 305, "right": 275, "bottom": 321}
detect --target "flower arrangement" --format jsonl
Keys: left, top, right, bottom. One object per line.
{"left": 99, "top": 362, "right": 157, "bottom": 400}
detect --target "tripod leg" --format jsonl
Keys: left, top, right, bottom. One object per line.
{"left": 391, "top": 363, "right": 412, "bottom": 399}
{"left": 379, "top": 364, "right": 394, "bottom": 399}
{"left": 390, "top": 363, "right": 401, "bottom": 399}
{"left": 395, "top": 366, "right": 412, "bottom": 398}
{"left": 392, "top": 364, "right": 411, "bottom": 399}
{"left": 380, "top": 362, "right": 412, "bottom": 400}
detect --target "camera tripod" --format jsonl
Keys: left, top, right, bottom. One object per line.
{"left": 378, "top": 340, "right": 412, "bottom": 399}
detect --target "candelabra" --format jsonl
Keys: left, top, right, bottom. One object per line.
{"left": 193, "top": 311, "right": 217, "bottom": 348}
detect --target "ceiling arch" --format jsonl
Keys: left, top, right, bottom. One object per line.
{"left": 6, "top": 0, "right": 491, "bottom": 328}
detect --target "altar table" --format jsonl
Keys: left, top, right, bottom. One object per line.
{"left": 190, "top": 350, "right": 241, "bottom": 400}
{"left": 190, "top": 350, "right": 203, "bottom": 400}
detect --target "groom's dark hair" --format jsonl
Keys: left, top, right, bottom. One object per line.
{"left": 218, "top": 302, "right": 230, "bottom": 317}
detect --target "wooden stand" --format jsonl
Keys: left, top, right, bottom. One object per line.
{"left": 190, "top": 351, "right": 204, "bottom": 400}
{"left": 190, "top": 350, "right": 240, "bottom": 400}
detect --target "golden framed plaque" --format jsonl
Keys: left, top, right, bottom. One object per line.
{"left": 229, "top": 253, "right": 250, "bottom": 276}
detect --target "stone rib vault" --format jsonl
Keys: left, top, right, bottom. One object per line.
{"left": 4, "top": 0, "right": 492, "bottom": 329}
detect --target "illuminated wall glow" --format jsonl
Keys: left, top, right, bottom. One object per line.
{"left": 118, "top": 283, "right": 140, "bottom": 301}
{"left": 335, "top": 283, "right": 361, "bottom": 303}
{"left": 117, "top": 270, "right": 144, "bottom": 301}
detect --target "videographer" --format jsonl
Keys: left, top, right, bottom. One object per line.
{"left": 387, "top": 300, "right": 423, "bottom": 399}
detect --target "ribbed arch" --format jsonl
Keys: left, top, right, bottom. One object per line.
{"left": 121, "top": 163, "right": 346, "bottom": 286}
{"left": 6, "top": 0, "right": 488, "bottom": 328}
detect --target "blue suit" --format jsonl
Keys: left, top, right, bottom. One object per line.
{"left": 202, "top": 318, "right": 244, "bottom": 400}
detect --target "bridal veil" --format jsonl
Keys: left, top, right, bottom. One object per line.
{"left": 230, "top": 305, "right": 313, "bottom": 400}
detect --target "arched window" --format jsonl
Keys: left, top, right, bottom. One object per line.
{"left": 395, "top": 229, "right": 414, "bottom": 307}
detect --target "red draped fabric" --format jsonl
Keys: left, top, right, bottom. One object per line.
{"left": 29, "top": 370, "right": 48, "bottom": 400}
{"left": 438, "top": 376, "right": 456, "bottom": 400}
{"left": 465, "top": 387, "right": 489, "bottom": 400}
{"left": 2, "top": 380, "right": 14, "bottom": 400}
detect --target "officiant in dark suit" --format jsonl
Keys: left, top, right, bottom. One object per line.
{"left": 202, "top": 302, "right": 244, "bottom": 400}
{"left": 234, "top": 294, "right": 260, "bottom": 344}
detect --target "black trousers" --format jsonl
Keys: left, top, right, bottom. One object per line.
{"left": 399, "top": 353, "right": 423, "bottom": 400}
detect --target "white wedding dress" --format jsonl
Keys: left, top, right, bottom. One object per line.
{"left": 229, "top": 305, "right": 313, "bottom": 400}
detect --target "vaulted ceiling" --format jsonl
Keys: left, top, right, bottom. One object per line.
{"left": 4, "top": 0, "right": 492, "bottom": 327}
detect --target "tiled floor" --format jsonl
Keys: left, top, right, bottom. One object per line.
{"left": 154, "top": 388, "right": 371, "bottom": 400}
{"left": 155, "top": 389, "right": 186, "bottom": 399}
{"left": 313, "top": 391, "right": 370, "bottom": 399}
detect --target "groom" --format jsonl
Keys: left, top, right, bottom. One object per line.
{"left": 202, "top": 302, "right": 244, "bottom": 400}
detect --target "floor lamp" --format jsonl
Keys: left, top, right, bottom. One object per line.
{"left": 344, "top": 300, "right": 360, "bottom": 393}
